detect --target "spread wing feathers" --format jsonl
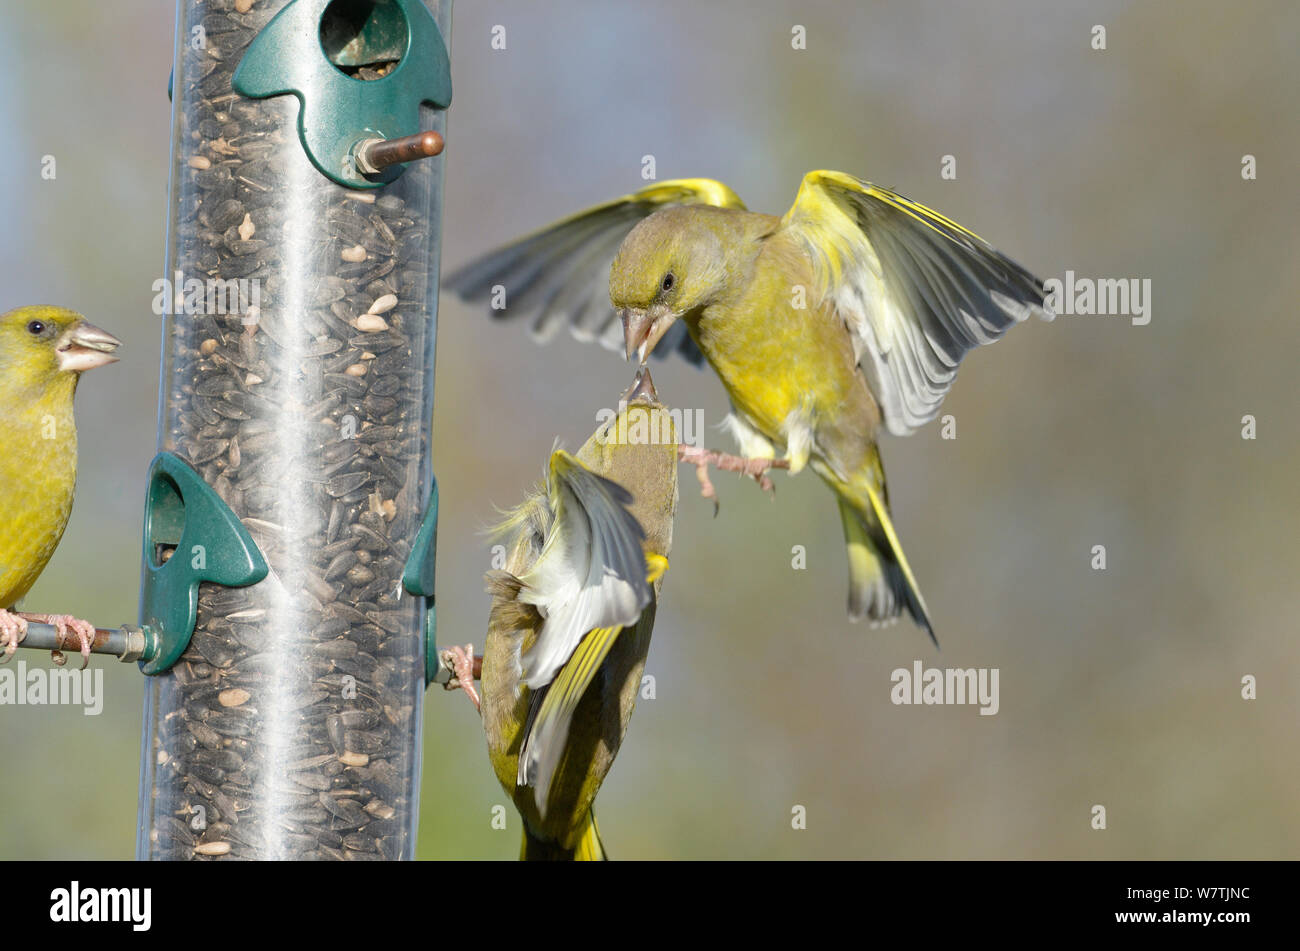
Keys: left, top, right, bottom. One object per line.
{"left": 515, "top": 450, "right": 653, "bottom": 691}
{"left": 444, "top": 178, "right": 747, "bottom": 366}
{"left": 518, "top": 554, "right": 669, "bottom": 815}
{"left": 781, "top": 170, "right": 1047, "bottom": 436}
{"left": 517, "top": 624, "right": 619, "bottom": 813}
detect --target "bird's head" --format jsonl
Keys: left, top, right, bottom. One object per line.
{"left": 0, "top": 306, "right": 121, "bottom": 401}
{"left": 610, "top": 207, "right": 732, "bottom": 364}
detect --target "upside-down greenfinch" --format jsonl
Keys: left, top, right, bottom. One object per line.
{"left": 467, "top": 369, "right": 678, "bottom": 860}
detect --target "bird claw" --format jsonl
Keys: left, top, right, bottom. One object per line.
{"left": 0, "top": 610, "right": 28, "bottom": 663}
{"left": 677, "top": 445, "right": 790, "bottom": 513}
{"left": 692, "top": 463, "right": 720, "bottom": 518}
{"left": 20, "top": 614, "right": 96, "bottom": 669}
{"left": 441, "top": 643, "right": 482, "bottom": 712}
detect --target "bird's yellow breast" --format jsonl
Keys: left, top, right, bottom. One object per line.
{"left": 0, "top": 397, "right": 78, "bottom": 608}
{"left": 688, "top": 231, "right": 876, "bottom": 448}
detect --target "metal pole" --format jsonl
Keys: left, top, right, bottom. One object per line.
{"left": 14, "top": 623, "right": 148, "bottom": 662}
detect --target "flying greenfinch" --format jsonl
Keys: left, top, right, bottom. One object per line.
{"left": 0, "top": 306, "right": 121, "bottom": 666}
{"left": 447, "top": 369, "right": 677, "bottom": 860}
{"left": 448, "top": 172, "right": 1047, "bottom": 642}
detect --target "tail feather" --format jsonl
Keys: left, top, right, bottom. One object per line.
{"left": 521, "top": 812, "right": 607, "bottom": 861}
{"left": 835, "top": 475, "right": 936, "bottom": 646}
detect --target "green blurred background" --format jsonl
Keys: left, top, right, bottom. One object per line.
{"left": 1, "top": 0, "right": 1296, "bottom": 859}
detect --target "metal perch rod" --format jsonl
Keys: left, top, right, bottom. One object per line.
{"left": 15, "top": 623, "right": 149, "bottom": 662}
{"left": 355, "top": 130, "right": 444, "bottom": 174}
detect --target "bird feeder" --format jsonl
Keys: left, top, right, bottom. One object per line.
{"left": 136, "top": 0, "right": 452, "bottom": 860}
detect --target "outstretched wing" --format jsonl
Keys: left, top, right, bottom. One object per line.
{"left": 445, "top": 179, "right": 746, "bottom": 365}
{"left": 509, "top": 449, "right": 659, "bottom": 813}
{"left": 519, "top": 553, "right": 668, "bottom": 818}
{"left": 515, "top": 450, "right": 651, "bottom": 691}
{"left": 781, "top": 170, "right": 1047, "bottom": 435}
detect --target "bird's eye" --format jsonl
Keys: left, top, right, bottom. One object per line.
{"left": 661, "top": 273, "right": 675, "bottom": 292}
{"left": 26, "top": 320, "right": 46, "bottom": 336}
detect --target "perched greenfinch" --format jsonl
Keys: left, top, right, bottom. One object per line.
{"left": 0, "top": 306, "right": 121, "bottom": 665}
{"left": 449, "top": 172, "right": 1047, "bottom": 642}
{"left": 450, "top": 369, "right": 677, "bottom": 860}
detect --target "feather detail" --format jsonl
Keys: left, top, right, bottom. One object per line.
{"left": 518, "top": 554, "right": 669, "bottom": 815}
{"left": 515, "top": 451, "right": 653, "bottom": 689}
{"left": 446, "top": 179, "right": 745, "bottom": 366}
{"left": 781, "top": 170, "right": 1046, "bottom": 435}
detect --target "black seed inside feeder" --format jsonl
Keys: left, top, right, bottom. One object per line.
{"left": 137, "top": 0, "right": 452, "bottom": 861}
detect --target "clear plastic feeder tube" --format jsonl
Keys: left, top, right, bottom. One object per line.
{"left": 137, "top": 0, "right": 449, "bottom": 860}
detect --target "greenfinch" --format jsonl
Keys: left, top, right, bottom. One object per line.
{"left": 452, "top": 369, "right": 677, "bottom": 860}
{"left": 449, "top": 172, "right": 1047, "bottom": 642}
{"left": 0, "top": 306, "right": 121, "bottom": 665}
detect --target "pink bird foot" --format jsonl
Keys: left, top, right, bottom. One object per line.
{"left": 20, "top": 613, "right": 97, "bottom": 669}
{"left": 0, "top": 610, "right": 28, "bottom": 662}
{"left": 440, "top": 643, "right": 482, "bottom": 712}
{"left": 677, "top": 445, "right": 791, "bottom": 515}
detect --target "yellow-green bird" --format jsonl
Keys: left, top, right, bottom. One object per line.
{"left": 447, "top": 369, "right": 677, "bottom": 860}
{"left": 0, "top": 306, "right": 121, "bottom": 665}
{"left": 448, "top": 172, "right": 1048, "bottom": 642}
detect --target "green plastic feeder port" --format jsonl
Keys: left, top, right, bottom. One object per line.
{"left": 233, "top": 0, "right": 451, "bottom": 188}
{"left": 138, "top": 452, "right": 269, "bottom": 676}
{"left": 400, "top": 478, "right": 438, "bottom": 685}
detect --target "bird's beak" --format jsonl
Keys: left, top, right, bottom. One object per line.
{"left": 621, "top": 365, "right": 659, "bottom": 404}
{"left": 57, "top": 321, "right": 122, "bottom": 373}
{"left": 621, "top": 306, "right": 673, "bottom": 365}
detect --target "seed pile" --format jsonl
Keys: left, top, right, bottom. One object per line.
{"left": 140, "top": 0, "right": 442, "bottom": 861}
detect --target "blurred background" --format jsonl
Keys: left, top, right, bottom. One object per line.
{"left": 1, "top": 0, "right": 1296, "bottom": 859}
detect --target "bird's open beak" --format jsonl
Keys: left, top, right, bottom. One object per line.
{"left": 621, "top": 365, "right": 659, "bottom": 404}
{"left": 57, "top": 321, "right": 122, "bottom": 373}
{"left": 621, "top": 306, "right": 674, "bottom": 365}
